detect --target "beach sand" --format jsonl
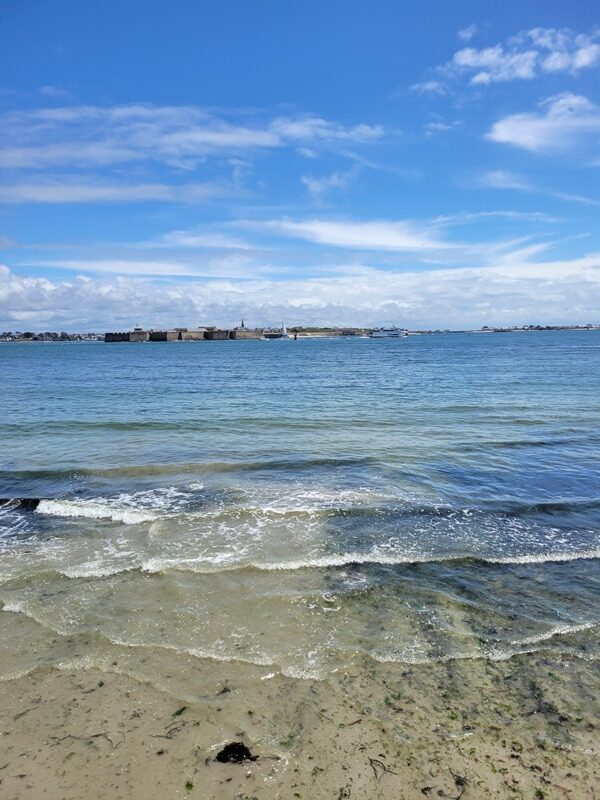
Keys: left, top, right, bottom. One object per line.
{"left": 1, "top": 652, "right": 598, "bottom": 799}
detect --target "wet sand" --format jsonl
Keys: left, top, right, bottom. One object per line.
{"left": 1, "top": 652, "right": 598, "bottom": 799}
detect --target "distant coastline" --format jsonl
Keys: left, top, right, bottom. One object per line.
{"left": 1, "top": 323, "right": 599, "bottom": 343}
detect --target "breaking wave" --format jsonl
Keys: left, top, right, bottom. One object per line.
{"left": 36, "top": 499, "right": 158, "bottom": 525}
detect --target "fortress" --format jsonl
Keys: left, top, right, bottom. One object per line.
{"left": 105, "top": 322, "right": 281, "bottom": 342}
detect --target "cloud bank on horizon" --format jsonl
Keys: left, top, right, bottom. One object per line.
{"left": 0, "top": 1, "right": 599, "bottom": 330}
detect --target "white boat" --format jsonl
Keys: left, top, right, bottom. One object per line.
{"left": 368, "top": 326, "right": 408, "bottom": 338}
{"left": 263, "top": 322, "right": 290, "bottom": 340}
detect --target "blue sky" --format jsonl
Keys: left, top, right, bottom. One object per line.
{"left": 1, "top": 0, "right": 599, "bottom": 329}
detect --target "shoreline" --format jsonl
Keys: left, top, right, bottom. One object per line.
{"left": 1, "top": 650, "right": 598, "bottom": 799}
{"left": 2, "top": 326, "right": 599, "bottom": 344}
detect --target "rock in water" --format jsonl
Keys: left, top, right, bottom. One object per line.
{"left": 215, "top": 742, "right": 256, "bottom": 763}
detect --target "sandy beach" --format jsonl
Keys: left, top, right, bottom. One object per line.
{"left": 2, "top": 650, "right": 598, "bottom": 800}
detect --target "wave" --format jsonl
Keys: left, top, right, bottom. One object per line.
{"left": 0, "top": 498, "right": 42, "bottom": 511}
{"left": 512, "top": 621, "right": 596, "bottom": 645}
{"left": 36, "top": 499, "right": 157, "bottom": 525}
{"left": 1, "top": 598, "right": 597, "bottom": 680}
{"left": 108, "top": 637, "right": 275, "bottom": 668}
{"left": 3, "top": 545, "right": 597, "bottom": 584}
{"left": 0, "top": 602, "right": 278, "bottom": 670}
{"left": 7, "top": 489, "right": 600, "bottom": 527}
{"left": 372, "top": 646, "right": 541, "bottom": 666}
{"left": 139, "top": 547, "right": 600, "bottom": 575}
{"left": 59, "top": 562, "right": 135, "bottom": 579}
{"left": 372, "top": 622, "right": 599, "bottom": 667}
{"left": 0, "top": 455, "right": 376, "bottom": 482}
{"left": 502, "top": 497, "right": 600, "bottom": 515}
{"left": 466, "top": 436, "right": 600, "bottom": 451}
{"left": 0, "top": 417, "right": 399, "bottom": 434}
{"left": 487, "top": 549, "right": 600, "bottom": 565}
{"left": 2, "top": 599, "right": 26, "bottom": 614}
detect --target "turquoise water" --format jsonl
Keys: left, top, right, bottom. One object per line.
{"left": 1, "top": 331, "right": 600, "bottom": 682}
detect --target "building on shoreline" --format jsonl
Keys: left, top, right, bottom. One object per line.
{"left": 102, "top": 324, "right": 384, "bottom": 342}
{"left": 104, "top": 324, "right": 263, "bottom": 342}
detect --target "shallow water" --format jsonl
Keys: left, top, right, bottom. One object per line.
{"left": 1, "top": 331, "right": 600, "bottom": 688}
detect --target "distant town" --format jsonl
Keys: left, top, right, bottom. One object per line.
{"left": 1, "top": 322, "right": 599, "bottom": 343}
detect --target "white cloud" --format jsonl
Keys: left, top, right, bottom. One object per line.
{"left": 301, "top": 167, "right": 358, "bottom": 200}
{"left": 458, "top": 24, "right": 478, "bottom": 43}
{"left": 2, "top": 252, "right": 600, "bottom": 329}
{"left": 0, "top": 143, "right": 142, "bottom": 169}
{"left": 410, "top": 80, "right": 446, "bottom": 95}
{"left": 452, "top": 45, "right": 538, "bottom": 84}
{"left": 154, "top": 230, "right": 254, "bottom": 250}
{"left": 0, "top": 179, "right": 228, "bottom": 204}
{"left": 481, "top": 169, "right": 531, "bottom": 191}
{"left": 297, "top": 147, "right": 318, "bottom": 158}
{"left": 38, "top": 85, "right": 73, "bottom": 100}
{"left": 486, "top": 93, "right": 600, "bottom": 152}
{"left": 418, "top": 26, "right": 600, "bottom": 91}
{"left": 271, "top": 117, "right": 383, "bottom": 142}
{"left": 527, "top": 27, "right": 600, "bottom": 72}
{"left": 424, "top": 119, "right": 462, "bottom": 136}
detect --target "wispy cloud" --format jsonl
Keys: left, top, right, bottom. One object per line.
{"left": 38, "top": 85, "right": 74, "bottom": 100}
{"left": 240, "top": 215, "right": 567, "bottom": 266}
{"left": 432, "top": 210, "right": 562, "bottom": 225}
{"left": 253, "top": 218, "right": 445, "bottom": 252}
{"left": 17, "top": 254, "right": 261, "bottom": 278}
{"left": 301, "top": 167, "right": 359, "bottom": 201}
{"left": 0, "top": 104, "right": 384, "bottom": 170}
{"left": 458, "top": 24, "right": 478, "bottom": 43}
{"left": 0, "top": 178, "right": 230, "bottom": 204}
{"left": 152, "top": 230, "right": 254, "bottom": 250}
{"left": 486, "top": 93, "right": 600, "bottom": 153}
{"left": 481, "top": 168, "right": 598, "bottom": 205}
{"left": 410, "top": 80, "right": 446, "bottom": 95}
{"left": 424, "top": 118, "right": 462, "bottom": 136}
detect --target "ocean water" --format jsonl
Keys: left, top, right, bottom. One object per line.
{"left": 1, "top": 331, "right": 600, "bottom": 687}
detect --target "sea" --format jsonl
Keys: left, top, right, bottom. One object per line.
{"left": 1, "top": 331, "right": 600, "bottom": 691}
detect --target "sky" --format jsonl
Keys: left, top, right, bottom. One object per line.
{"left": 0, "top": 0, "right": 599, "bottom": 330}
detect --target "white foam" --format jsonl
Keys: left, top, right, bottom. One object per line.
{"left": 2, "top": 599, "right": 25, "bottom": 614}
{"left": 0, "top": 600, "right": 70, "bottom": 635}
{"left": 108, "top": 636, "right": 275, "bottom": 668}
{"left": 60, "top": 562, "right": 134, "bottom": 579}
{"left": 373, "top": 645, "right": 541, "bottom": 666}
{"left": 132, "top": 546, "right": 600, "bottom": 576}
{"left": 372, "top": 624, "right": 598, "bottom": 667}
{"left": 141, "top": 554, "right": 239, "bottom": 574}
{"left": 509, "top": 621, "right": 597, "bottom": 646}
{"left": 140, "top": 550, "right": 450, "bottom": 575}
{"left": 254, "top": 552, "right": 444, "bottom": 570}
{"left": 36, "top": 499, "right": 157, "bottom": 525}
{"left": 488, "top": 549, "right": 600, "bottom": 565}
{"left": 0, "top": 667, "right": 36, "bottom": 682}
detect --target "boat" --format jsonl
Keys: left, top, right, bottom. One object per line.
{"left": 263, "top": 322, "right": 290, "bottom": 340}
{"left": 368, "top": 326, "right": 408, "bottom": 338}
